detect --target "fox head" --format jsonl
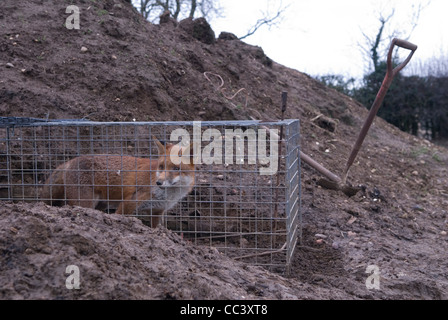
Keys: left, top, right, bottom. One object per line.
{"left": 153, "top": 136, "right": 195, "bottom": 188}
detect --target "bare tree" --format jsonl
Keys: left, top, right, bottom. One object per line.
{"left": 405, "top": 49, "right": 448, "bottom": 77}
{"left": 358, "top": 1, "right": 430, "bottom": 73}
{"left": 196, "top": 0, "right": 222, "bottom": 21}
{"left": 359, "top": 9, "right": 394, "bottom": 72}
{"left": 132, "top": 0, "right": 222, "bottom": 23}
{"left": 132, "top": 0, "right": 286, "bottom": 40}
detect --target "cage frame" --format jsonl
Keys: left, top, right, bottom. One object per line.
{"left": 0, "top": 117, "right": 301, "bottom": 274}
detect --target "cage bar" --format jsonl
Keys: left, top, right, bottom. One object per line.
{"left": 0, "top": 117, "right": 301, "bottom": 274}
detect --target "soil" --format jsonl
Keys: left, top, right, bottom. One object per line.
{"left": 1, "top": 0, "right": 448, "bottom": 300}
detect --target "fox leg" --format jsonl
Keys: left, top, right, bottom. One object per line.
{"left": 115, "top": 198, "right": 136, "bottom": 215}
{"left": 117, "top": 201, "right": 163, "bottom": 228}
{"left": 115, "top": 190, "right": 149, "bottom": 215}
{"left": 149, "top": 209, "right": 164, "bottom": 228}
{"left": 116, "top": 191, "right": 164, "bottom": 228}
{"left": 134, "top": 190, "right": 165, "bottom": 227}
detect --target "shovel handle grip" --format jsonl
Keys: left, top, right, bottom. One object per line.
{"left": 387, "top": 38, "right": 418, "bottom": 76}
{"left": 394, "top": 39, "right": 418, "bottom": 51}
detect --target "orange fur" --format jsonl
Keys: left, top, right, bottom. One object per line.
{"left": 41, "top": 138, "right": 195, "bottom": 227}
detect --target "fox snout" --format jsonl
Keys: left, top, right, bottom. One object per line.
{"left": 155, "top": 174, "right": 182, "bottom": 187}
{"left": 156, "top": 179, "right": 172, "bottom": 187}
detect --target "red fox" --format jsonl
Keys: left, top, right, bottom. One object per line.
{"left": 41, "top": 137, "right": 195, "bottom": 227}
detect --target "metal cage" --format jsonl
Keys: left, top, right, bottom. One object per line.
{"left": 0, "top": 117, "right": 301, "bottom": 274}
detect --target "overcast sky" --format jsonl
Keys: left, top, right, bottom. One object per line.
{"left": 211, "top": 0, "right": 448, "bottom": 79}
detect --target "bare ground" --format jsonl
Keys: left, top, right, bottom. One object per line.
{"left": 1, "top": 0, "right": 447, "bottom": 300}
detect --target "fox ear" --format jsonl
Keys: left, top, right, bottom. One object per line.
{"left": 180, "top": 142, "right": 194, "bottom": 164}
{"left": 152, "top": 135, "right": 166, "bottom": 155}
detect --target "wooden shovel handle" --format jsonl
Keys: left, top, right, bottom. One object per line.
{"left": 343, "top": 38, "right": 417, "bottom": 184}
{"left": 387, "top": 38, "right": 418, "bottom": 76}
{"left": 394, "top": 38, "right": 418, "bottom": 51}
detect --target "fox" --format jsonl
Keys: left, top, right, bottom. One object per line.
{"left": 41, "top": 137, "right": 195, "bottom": 227}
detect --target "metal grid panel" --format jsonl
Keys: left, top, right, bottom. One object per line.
{"left": 0, "top": 118, "right": 301, "bottom": 273}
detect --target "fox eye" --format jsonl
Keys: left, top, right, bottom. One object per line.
{"left": 158, "top": 164, "right": 164, "bottom": 170}
{"left": 173, "top": 166, "right": 180, "bottom": 171}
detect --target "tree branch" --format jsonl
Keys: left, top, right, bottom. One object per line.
{"left": 189, "top": 0, "right": 197, "bottom": 18}
{"left": 173, "top": 0, "right": 182, "bottom": 19}
{"left": 239, "top": 4, "right": 288, "bottom": 40}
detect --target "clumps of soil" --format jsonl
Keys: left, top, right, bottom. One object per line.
{"left": 0, "top": 201, "right": 332, "bottom": 300}
{"left": 1, "top": 0, "right": 448, "bottom": 300}
{"left": 179, "top": 17, "right": 216, "bottom": 45}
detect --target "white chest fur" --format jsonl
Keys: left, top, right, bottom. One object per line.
{"left": 137, "top": 175, "right": 193, "bottom": 213}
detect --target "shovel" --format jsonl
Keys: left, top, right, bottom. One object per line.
{"left": 310, "top": 38, "right": 418, "bottom": 196}
{"left": 341, "top": 38, "right": 417, "bottom": 184}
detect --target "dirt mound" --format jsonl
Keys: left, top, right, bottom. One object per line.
{"left": 0, "top": 201, "right": 340, "bottom": 300}
{"left": 1, "top": 0, "right": 448, "bottom": 300}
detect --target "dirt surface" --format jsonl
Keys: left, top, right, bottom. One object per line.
{"left": 1, "top": 0, "right": 448, "bottom": 300}
{"left": 1, "top": 201, "right": 326, "bottom": 300}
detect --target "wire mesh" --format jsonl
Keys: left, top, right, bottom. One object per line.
{"left": 0, "top": 117, "right": 301, "bottom": 274}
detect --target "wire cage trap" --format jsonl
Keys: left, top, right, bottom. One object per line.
{"left": 0, "top": 117, "right": 301, "bottom": 274}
